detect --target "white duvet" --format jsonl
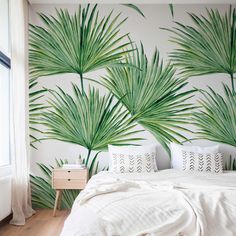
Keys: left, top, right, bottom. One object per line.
{"left": 60, "top": 170, "right": 236, "bottom": 236}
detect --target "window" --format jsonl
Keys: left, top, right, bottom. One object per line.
{"left": 0, "top": 0, "right": 11, "bottom": 167}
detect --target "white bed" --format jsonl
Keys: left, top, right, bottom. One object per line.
{"left": 60, "top": 169, "right": 236, "bottom": 236}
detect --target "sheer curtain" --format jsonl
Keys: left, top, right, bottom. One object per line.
{"left": 9, "top": 0, "right": 35, "bottom": 225}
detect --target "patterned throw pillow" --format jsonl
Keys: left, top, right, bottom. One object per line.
{"left": 170, "top": 142, "right": 219, "bottom": 170}
{"left": 108, "top": 145, "right": 157, "bottom": 173}
{"left": 181, "top": 150, "right": 223, "bottom": 173}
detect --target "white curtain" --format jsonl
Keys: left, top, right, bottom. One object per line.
{"left": 9, "top": 0, "right": 35, "bottom": 225}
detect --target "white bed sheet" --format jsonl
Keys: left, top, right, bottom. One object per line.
{"left": 60, "top": 169, "right": 236, "bottom": 236}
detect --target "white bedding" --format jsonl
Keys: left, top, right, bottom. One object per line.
{"left": 60, "top": 170, "right": 236, "bottom": 236}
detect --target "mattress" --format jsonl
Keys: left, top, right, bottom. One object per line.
{"left": 60, "top": 169, "right": 236, "bottom": 236}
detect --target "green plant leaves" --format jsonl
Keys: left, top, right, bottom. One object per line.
{"left": 102, "top": 44, "right": 195, "bottom": 153}
{"left": 225, "top": 155, "right": 236, "bottom": 170}
{"left": 122, "top": 4, "right": 145, "bottom": 18}
{"left": 169, "top": 4, "right": 174, "bottom": 18}
{"left": 29, "top": 78, "right": 48, "bottom": 149}
{"left": 194, "top": 85, "right": 236, "bottom": 147}
{"left": 164, "top": 6, "right": 236, "bottom": 91}
{"left": 41, "top": 84, "right": 143, "bottom": 152}
{"left": 29, "top": 4, "right": 236, "bottom": 160}
{"left": 29, "top": 4, "right": 132, "bottom": 82}
{"left": 164, "top": 6, "right": 236, "bottom": 148}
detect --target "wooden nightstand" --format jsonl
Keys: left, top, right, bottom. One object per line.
{"left": 52, "top": 168, "right": 88, "bottom": 216}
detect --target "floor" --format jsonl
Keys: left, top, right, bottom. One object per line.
{"left": 0, "top": 209, "right": 70, "bottom": 236}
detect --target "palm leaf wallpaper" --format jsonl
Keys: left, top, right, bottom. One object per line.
{"left": 29, "top": 4, "right": 133, "bottom": 92}
{"left": 42, "top": 84, "right": 142, "bottom": 153}
{"left": 29, "top": 78, "right": 47, "bottom": 149}
{"left": 29, "top": 4, "right": 236, "bottom": 208}
{"left": 102, "top": 44, "right": 195, "bottom": 153}
{"left": 194, "top": 85, "right": 236, "bottom": 147}
{"left": 165, "top": 6, "right": 236, "bottom": 92}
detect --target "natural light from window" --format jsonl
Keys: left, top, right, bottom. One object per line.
{"left": 0, "top": 0, "right": 10, "bottom": 167}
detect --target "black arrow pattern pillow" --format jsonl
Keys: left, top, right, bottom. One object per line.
{"left": 181, "top": 150, "right": 223, "bottom": 173}
{"left": 110, "top": 152, "right": 156, "bottom": 173}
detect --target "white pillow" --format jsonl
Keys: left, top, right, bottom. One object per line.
{"left": 182, "top": 150, "right": 223, "bottom": 173}
{"left": 108, "top": 144, "right": 157, "bottom": 173}
{"left": 170, "top": 143, "right": 219, "bottom": 170}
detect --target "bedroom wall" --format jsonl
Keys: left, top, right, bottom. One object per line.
{"left": 29, "top": 3, "right": 236, "bottom": 176}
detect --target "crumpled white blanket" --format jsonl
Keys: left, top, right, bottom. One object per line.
{"left": 60, "top": 170, "right": 236, "bottom": 236}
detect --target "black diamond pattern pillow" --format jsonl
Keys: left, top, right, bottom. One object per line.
{"left": 181, "top": 150, "right": 223, "bottom": 173}
{"left": 109, "top": 145, "right": 157, "bottom": 173}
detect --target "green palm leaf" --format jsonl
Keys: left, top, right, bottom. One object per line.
{"left": 225, "top": 155, "right": 236, "bottom": 170}
{"left": 41, "top": 84, "right": 142, "bottom": 153}
{"left": 164, "top": 6, "right": 236, "bottom": 92}
{"left": 29, "top": 4, "right": 133, "bottom": 92}
{"left": 102, "top": 44, "right": 195, "bottom": 153}
{"left": 169, "top": 4, "right": 174, "bottom": 18}
{"left": 29, "top": 78, "right": 48, "bottom": 149}
{"left": 194, "top": 84, "right": 236, "bottom": 147}
{"left": 122, "top": 4, "right": 145, "bottom": 18}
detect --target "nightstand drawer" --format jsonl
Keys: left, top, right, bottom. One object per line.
{"left": 53, "top": 169, "right": 88, "bottom": 180}
{"left": 52, "top": 178, "right": 87, "bottom": 189}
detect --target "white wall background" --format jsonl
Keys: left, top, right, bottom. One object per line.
{"left": 29, "top": 3, "right": 236, "bottom": 176}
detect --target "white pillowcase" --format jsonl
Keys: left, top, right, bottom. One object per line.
{"left": 170, "top": 143, "right": 219, "bottom": 170}
{"left": 182, "top": 150, "right": 223, "bottom": 173}
{"left": 108, "top": 144, "right": 157, "bottom": 173}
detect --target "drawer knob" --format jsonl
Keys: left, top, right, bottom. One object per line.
{"left": 68, "top": 179, "right": 71, "bottom": 181}
{"left": 67, "top": 171, "right": 71, "bottom": 173}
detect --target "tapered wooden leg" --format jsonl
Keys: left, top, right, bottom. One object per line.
{"left": 53, "top": 190, "right": 61, "bottom": 217}
{"left": 58, "top": 191, "right": 62, "bottom": 210}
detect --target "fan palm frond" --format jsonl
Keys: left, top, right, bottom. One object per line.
{"left": 102, "top": 44, "right": 195, "bottom": 153}
{"left": 29, "top": 78, "right": 48, "bottom": 149}
{"left": 164, "top": 6, "right": 236, "bottom": 92}
{"left": 29, "top": 4, "right": 133, "bottom": 92}
{"left": 41, "top": 84, "right": 142, "bottom": 153}
{"left": 194, "top": 85, "right": 236, "bottom": 147}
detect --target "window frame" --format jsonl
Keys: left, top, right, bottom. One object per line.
{"left": 0, "top": 51, "right": 11, "bottom": 69}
